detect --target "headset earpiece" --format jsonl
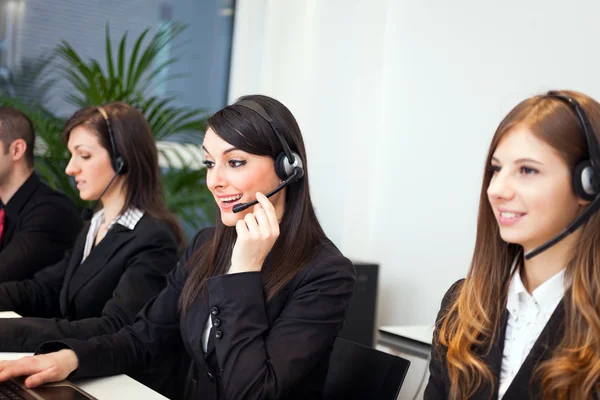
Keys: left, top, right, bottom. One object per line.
{"left": 275, "top": 151, "right": 303, "bottom": 181}
{"left": 573, "top": 160, "right": 597, "bottom": 201}
{"left": 114, "top": 156, "right": 127, "bottom": 175}
{"left": 525, "top": 91, "right": 600, "bottom": 259}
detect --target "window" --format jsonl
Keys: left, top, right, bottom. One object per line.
{"left": 0, "top": 0, "right": 24, "bottom": 76}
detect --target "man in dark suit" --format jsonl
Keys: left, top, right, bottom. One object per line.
{"left": 0, "top": 107, "right": 81, "bottom": 282}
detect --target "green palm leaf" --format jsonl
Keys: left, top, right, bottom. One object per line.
{"left": 2, "top": 23, "right": 213, "bottom": 232}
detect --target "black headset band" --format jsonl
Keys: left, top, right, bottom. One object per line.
{"left": 96, "top": 106, "right": 121, "bottom": 166}
{"left": 235, "top": 100, "right": 296, "bottom": 164}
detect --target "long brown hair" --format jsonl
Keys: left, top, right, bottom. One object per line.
{"left": 63, "top": 102, "right": 185, "bottom": 248}
{"left": 179, "top": 94, "right": 330, "bottom": 310}
{"left": 436, "top": 90, "right": 600, "bottom": 399}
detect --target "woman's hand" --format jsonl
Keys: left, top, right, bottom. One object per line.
{"left": 0, "top": 349, "right": 79, "bottom": 388}
{"left": 231, "top": 192, "right": 280, "bottom": 273}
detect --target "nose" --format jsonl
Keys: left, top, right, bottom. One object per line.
{"left": 207, "top": 164, "right": 226, "bottom": 192}
{"left": 65, "top": 157, "right": 78, "bottom": 176}
{"left": 487, "top": 170, "right": 515, "bottom": 201}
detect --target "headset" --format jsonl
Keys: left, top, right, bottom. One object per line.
{"left": 81, "top": 106, "right": 127, "bottom": 220}
{"left": 96, "top": 106, "right": 127, "bottom": 175}
{"left": 231, "top": 100, "right": 304, "bottom": 213}
{"left": 525, "top": 91, "right": 600, "bottom": 259}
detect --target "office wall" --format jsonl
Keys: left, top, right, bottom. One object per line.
{"left": 228, "top": 0, "right": 600, "bottom": 327}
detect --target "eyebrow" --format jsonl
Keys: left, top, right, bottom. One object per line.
{"left": 201, "top": 145, "right": 239, "bottom": 156}
{"left": 72, "top": 145, "right": 90, "bottom": 151}
{"left": 491, "top": 156, "right": 544, "bottom": 165}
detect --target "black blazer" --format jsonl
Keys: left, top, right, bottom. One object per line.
{"left": 0, "top": 173, "right": 82, "bottom": 282}
{"left": 39, "top": 227, "right": 357, "bottom": 400}
{"left": 0, "top": 214, "right": 178, "bottom": 352}
{"left": 425, "top": 279, "right": 566, "bottom": 400}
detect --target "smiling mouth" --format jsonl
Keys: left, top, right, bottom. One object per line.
{"left": 499, "top": 211, "right": 523, "bottom": 219}
{"left": 220, "top": 194, "right": 242, "bottom": 204}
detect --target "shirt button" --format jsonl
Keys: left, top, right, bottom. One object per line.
{"left": 213, "top": 318, "right": 221, "bottom": 327}
{"left": 211, "top": 306, "right": 219, "bottom": 315}
{"left": 215, "top": 330, "right": 223, "bottom": 339}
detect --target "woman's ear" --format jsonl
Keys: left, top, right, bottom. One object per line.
{"left": 578, "top": 196, "right": 593, "bottom": 207}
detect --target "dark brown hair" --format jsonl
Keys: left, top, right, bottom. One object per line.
{"left": 64, "top": 102, "right": 185, "bottom": 248}
{"left": 0, "top": 107, "right": 35, "bottom": 167}
{"left": 179, "top": 94, "right": 329, "bottom": 310}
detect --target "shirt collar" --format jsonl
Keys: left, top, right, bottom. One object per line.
{"left": 506, "top": 255, "right": 566, "bottom": 316}
{"left": 90, "top": 207, "right": 144, "bottom": 231}
{"left": 3, "top": 172, "right": 39, "bottom": 219}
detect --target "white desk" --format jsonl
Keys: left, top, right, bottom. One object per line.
{"left": 0, "top": 311, "right": 21, "bottom": 319}
{"left": 0, "top": 312, "right": 167, "bottom": 399}
{"left": 378, "top": 325, "right": 433, "bottom": 359}
{"left": 377, "top": 325, "right": 433, "bottom": 400}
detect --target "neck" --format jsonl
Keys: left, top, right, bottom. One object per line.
{"left": 0, "top": 167, "right": 33, "bottom": 205}
{"left": 522, "top": 232, "right": 578, "bottom": 293}
{"left": 100, "top": 181, "right": 126, "bottom": 223}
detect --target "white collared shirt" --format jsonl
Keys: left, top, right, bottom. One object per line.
{"left": 81, "top": 208, "right": 144, "bottom": 263}
{"left": 498, "top": 261, "right": 566, "bottom": 399}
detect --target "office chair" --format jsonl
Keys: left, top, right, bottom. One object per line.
{"left": 323, "top": 338, "right": 411, "bottom": 400}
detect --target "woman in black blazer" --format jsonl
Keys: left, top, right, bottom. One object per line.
{"left": 425, "top": 91, "right": 600, "bottom": 400}
{"left": 0, "top": 95, "right": 356, "bottom": 400}
{"left": 0, "top": 103, "right": 184, "bottom": 388}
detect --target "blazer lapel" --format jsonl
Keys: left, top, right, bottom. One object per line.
{"left": 502, "top": 301, "right": 565, "bottom": 400}
{"left": 183, "top": 289, "right": 211, "bottom": 369}
{"left": 66, "top": 225, "right": 134, "bottom": 306}
{"left": 59, "top": 226, "right": 88, "bottom": 315}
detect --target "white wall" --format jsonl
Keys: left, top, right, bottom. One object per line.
{"left": 228, "top": 0, "right": 600, "bottom": 327}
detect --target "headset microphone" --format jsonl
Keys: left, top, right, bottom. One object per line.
{"left": 232, "top": 167, "right": 304, "bottom": 213}
{"left": 524, "top": 91, "right": 600, "bottom": 260}
{"left": 81, "top": 167, "right": 123, "bottom": 220}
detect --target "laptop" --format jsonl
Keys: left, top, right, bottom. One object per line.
{"left": 323, "top": 338, "right": 411, "bottom": 400}
{"left": 0, "top": 377, "right": 96, "bottom": 400}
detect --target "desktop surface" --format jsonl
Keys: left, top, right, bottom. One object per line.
{"left": 0, "top": 354, "right": 167, "bottom": 400}
{"left": 379, "top": 325, "right": 433, "bottom": 346}
{"left": 0, "top": 310, "right": 167, "bottom": 400}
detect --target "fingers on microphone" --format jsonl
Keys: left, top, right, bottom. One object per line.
{"left": 235, "top": 218, "right": 248, "bottom": 237}
{"left": 244, "top": 212, "right": 260, "bottom": 238}
{"left": 253, "top": 207, "right": 271, "bottom": 238}
{"left": 255, "top": 192, "right": 279, "bottom": 234}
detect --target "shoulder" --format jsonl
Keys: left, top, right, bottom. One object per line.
{"left": 432, "top": 279, "right": 465, "bottom": 346}
{"left": 176, "top": 226, "right": 216, "bottom": 261}
{"left": 23, "top": 181, "right": 79, "bottom": 218}
{"left": 131, "top": 214, "right": 177, "bottom": 246}
{"left": 188, "top": 227, "right": 216, "bottom": 250}
{"left": 440, "top": 279, "right": 465, "bottom": 311}
{"left": 35, "top": 180, "right": 78, "bottom": 210}
{"left": 291, "top": 238, "right": 356, "bottom": 290}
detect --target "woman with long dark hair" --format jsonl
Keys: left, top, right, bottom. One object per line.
{"left": 425, "top": 90, "right": 600, "bottom": 399}
{"left": 0, "top": 95, "right": 356, "bottom": 400}
{"left": 0, "top": 102, "right": 183, "bottom": 394}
